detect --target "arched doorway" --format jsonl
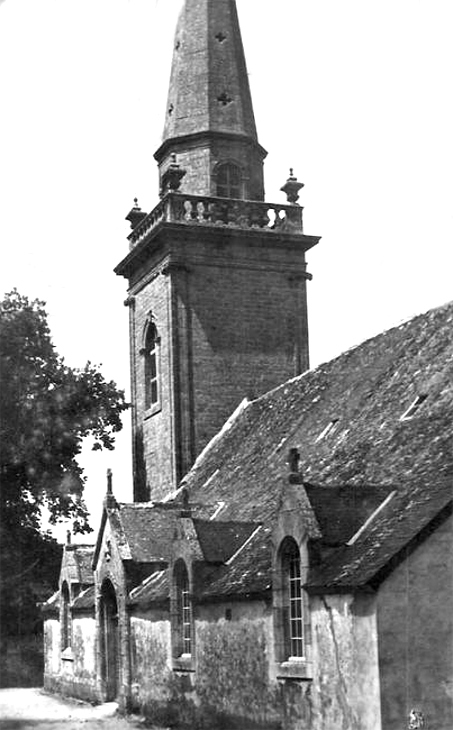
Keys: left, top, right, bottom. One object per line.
{"left": 100, "top": 580, "right": 119, "bottom": 701}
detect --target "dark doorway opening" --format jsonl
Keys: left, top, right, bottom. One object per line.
{"left": 100, "top": 579, "right": 119, "bottom": 701}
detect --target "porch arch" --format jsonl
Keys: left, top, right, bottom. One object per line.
{"left": 99, "top": 579, "right": 119, "bottom": 701}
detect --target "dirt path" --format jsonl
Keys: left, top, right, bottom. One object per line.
{"left": 0, "top": 688, "right": 143, "bottom": 730}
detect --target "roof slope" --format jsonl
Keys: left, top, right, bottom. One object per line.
{"left": 181, "top": 301, "right": 453, "bottom": 589}
{"left": 118, "top": 504, "right": 178, "bottom": 563}
{"left": 305, "top": 484, "right": 393, "bottom": 546}
{"left": 200, "top": 525, "right": 272, "bottom": 600}
{"left": 41, "top": 589, "right": 60, "bottom": 616}
{"left": 193, "top": 519, "right": 259, "bottom": 563}
{"left": 72, "top": 585, "right": 95, "bottom": 612}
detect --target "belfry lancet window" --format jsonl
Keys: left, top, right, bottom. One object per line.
{"left": 216, "top": 162, "right": 243, "bottom": 199}
{"left": 143, "top": 321, "right": 160, "bottom": 412}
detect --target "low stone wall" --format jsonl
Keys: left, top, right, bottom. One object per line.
{"left": 44, "top": 673, "right": 99, "bottom": 704}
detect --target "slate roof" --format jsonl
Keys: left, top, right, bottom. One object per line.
{"left": 72, "top": 585, "right": 95, "bottom": 612}
{"left": 116, "top": 503, "right": 178, "bottom": 563}
{"left": 177, "top": 301, "right": 453, "bottom": 592}
{"left": 199, "top": 525, "right": 272, "bottom": 600}
{"left": 74, "top": 546, "right": 95, "bottom": 584}
{"left": 193, "top": 520, "right": 260, "bottom": 563}
{"left": 305, "top": 484, "right": 393, "bottom": 546}
{"left": 307, "top": 476, "right": 453, "bottom": 591}
{"left": 41, "top": 590, "right": 60, "bottom": 616}
{"left": 128, "top": 570, "right": 169, "bottom": 608}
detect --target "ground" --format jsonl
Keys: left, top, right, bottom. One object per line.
{"left": 0, "top": 688, "right": 146, "bottom": 730}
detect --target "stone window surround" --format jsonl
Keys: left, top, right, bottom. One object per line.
{"left": 141, "top": 316, "right": 162, "bottom": 418}
{"left": 272, "top": 527, "right": 313, "bottom": 681}
{"left": 171, "top": 558, "right": 195, "bottom": 673}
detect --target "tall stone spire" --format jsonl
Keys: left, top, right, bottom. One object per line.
{"left": 154, "top": 0, "right": 267, "bottom": 200}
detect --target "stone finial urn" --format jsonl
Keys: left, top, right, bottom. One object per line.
{"left": 280, "top": 168, "right": 304, "bottom": 204}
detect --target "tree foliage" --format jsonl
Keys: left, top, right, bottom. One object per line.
{"left": 0, "top": 289, "right": 129, "bottom": 534}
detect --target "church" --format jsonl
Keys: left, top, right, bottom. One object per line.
{"left": 42, "top": 2, "right": 453, "bottom": 729}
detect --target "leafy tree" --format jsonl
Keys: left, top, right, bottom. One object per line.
{"left": 0, "top": 289, "right": 129, "bottom": 534}
{"left": 0, "top": 290, "right": 128, "bottom": 660}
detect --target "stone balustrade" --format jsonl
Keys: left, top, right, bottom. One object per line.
{"left": 128, "top": 193, "right": 303, "bottom": 249}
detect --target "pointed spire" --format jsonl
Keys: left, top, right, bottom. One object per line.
{"left": 155, "top": 0, "right": 267, "bottom": 200}
{"left": 162, "top": 0, "right": 257, "bottom": 142}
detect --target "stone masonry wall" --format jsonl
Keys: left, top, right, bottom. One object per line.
{"left": 309, "top": 593, "right": 381, "bottom": 730}
{"left": 377, "top": 513, "right": 453, "bottom": 730}
{"left": 43, "top": 614, "right": 97, "bottom": 703}
{"left": 129, "top": 594, "right": 380, "bottom": 730}
{"left": 129, "top": 227, "right": 310, "bottom": 502}
{"left": 185, "top": 258, "right": 308, "bottom": 455}
{"left": 43, "top": 618, "right": 60, "bottom": 684}
{"left": 132, "top": 271, "right": 175, "bottom": 500}
{"left": 129, "top": 613, "right": 173, "bottom": 718}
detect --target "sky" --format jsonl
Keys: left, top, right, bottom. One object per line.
{"left": 1, "top": 0, "right": 452, "bottom": 538}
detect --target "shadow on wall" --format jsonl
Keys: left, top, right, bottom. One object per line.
{"left": 134, "top": 427, "right": 148, "bottom": 502}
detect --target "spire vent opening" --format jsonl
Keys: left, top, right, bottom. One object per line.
{"left": 217, "top": 92, "right": 233, "bottom": 106}
{"left": 175, "top": 40, "right": 181, "bottom": 50}
{"left": 215, "top": 32, "right": 227, "bottom": 43}
{"left": 315, "top": 419, "right": 340, "bottom": 443}
{"left": 400, "top": 394, "right": 428, "bottom": 421}
{"left": 168, "top": 104, "right": 174, "bottom": 116}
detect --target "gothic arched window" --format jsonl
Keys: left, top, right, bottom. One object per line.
{"left": 144, "top": 323, "right": 160, "bottom": 411}
{"left": 216, "top": 162, "right": 243, "bottom": 199}
{"left": 285, "top": 539, "right": 304, "bottom": 658}
{"left": 278, "top": 537, "right": 306, "bottom": 660}
{"left": 61, "top": 582, "right": 72, "bottom": 650}
{"left": 173, "top": 560, "right": 192, "bottom": 658}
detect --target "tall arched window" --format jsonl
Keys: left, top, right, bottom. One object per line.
{"left": 144, "top": 323, "right": 160, "bottom": 411}
{"left": 173, "top": 560, "right": 192, "bottom": 657}
{"left": 61, "top": 582, "right": 72, "bottom": 650}
{"left": 216, "top": 162, "right": 243, "bottom": 199}
{"left": 280, "top": 537, "right": 305, "bottom": 659}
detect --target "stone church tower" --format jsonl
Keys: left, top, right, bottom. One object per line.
{"left": 115, "top": 0, "right": 320, "bottom": 502}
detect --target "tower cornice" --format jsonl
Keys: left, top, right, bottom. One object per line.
{"left": 154, "top": 130, "right": 267, "bottom": 166}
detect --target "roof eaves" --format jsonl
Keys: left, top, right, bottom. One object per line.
{"left": 197, "top": 587, "right": 271, "bottom": 604}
